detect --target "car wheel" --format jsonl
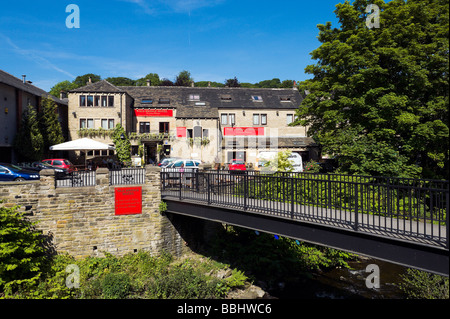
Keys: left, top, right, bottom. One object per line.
{"left": 14, "top": 177, "right": 26, "bottom": 181}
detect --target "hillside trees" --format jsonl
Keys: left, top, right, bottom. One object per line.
{"left": 295, "top": 0, "right": 449, "bottom": 179}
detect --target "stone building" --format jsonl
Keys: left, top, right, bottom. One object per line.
{"left": 0, "top": 69, "right": 68, "bottom": 163}
{"left": 67, "top": 80, "right": 318, "bottom": 166}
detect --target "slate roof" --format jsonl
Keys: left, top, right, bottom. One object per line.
{"left": 0, "top": 69, "right": 68, "bottom": 105}
{"left": 69, "top": 82, "right": 303, "bottom": 119}
{"left": 69, "top": 80, "right": 126, "bottom": 93}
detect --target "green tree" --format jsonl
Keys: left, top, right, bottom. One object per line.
{"left": 39, "top": 96, "right": 65, "bottom": 156}
{"left": 136, "top": 73, "right": 161, "bottom": 86}
{"left": 72, "top": 74, "right": 101, "bottom": 88}
{"left": 105, "top": 77, "right": 135, "bottom": 86}
{"left": 112, "top": 124, "right": 131, "bottom": 165}
{"left": 296, "top": 0, "right": 449, "bottom": 179}
{"left": 175, "top": 70, "right": 193, "bottom": 86}
{"left": 48, "top": 80, "right": 76, "bottom": 97}
{"left": 225, "top": 77, "right": 241, "bottom": 87}
{"left": 0, "top": 205, "right": 48, "bottom": 296}
{"left": 13, "top": 104, "right": 44, "bottom": 161}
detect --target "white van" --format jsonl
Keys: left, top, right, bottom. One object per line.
{"left": 257, "top": 151, "right": 303, "bottom": 172}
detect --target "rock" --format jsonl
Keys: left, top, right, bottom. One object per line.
{"left": 216, "top": 269, "right": 233, "bottom": 279}
{"left": 227, "top": 284, "right": 269, "bottom": 299}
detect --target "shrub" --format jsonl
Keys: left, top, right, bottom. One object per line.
{"left": 101, "top": 273, "right": 131, "bottom": 299}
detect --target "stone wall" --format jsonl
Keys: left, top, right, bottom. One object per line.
{"left": 0, "top": 166, "right": 188, "bottom": 258}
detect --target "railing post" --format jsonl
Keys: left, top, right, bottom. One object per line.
{"left": 291, "top": 177, "right": 294, "bottom": 219}
{"left": 328, "top": 174, "right": 332, "bottom": 209}
{"left": 354, "top": 183, "right": 359, "bottom": 231}
{"left": 179, "top": 172, "right": 182, "bottom": 200}
{"left": 244, "top": 172, "right": 248, "bottom": 211}
{"left": 446, "top": 190, "right": 449, "bottom": 249}
{"left": 207, "top": 173, "right": 211, "bottom": 205}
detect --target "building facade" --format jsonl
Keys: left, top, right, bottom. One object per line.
{"left": 68, "top": 80, "right": 318, "bottom": 167}
{"left": 0, "top": 69, "right": 68, "bottom": 163}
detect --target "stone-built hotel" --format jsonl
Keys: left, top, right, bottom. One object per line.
{"left": 67, "top": 79, "right": 318, "bottom": 166}
{"left": 1, "top": 69, "right": 319, "bottom": 166}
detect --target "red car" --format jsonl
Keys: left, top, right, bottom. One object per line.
{"left": 228, "top": 159, "right": 246, "bottom": 172}
{"left": 42, "top": 159, "right": 75, "bottom": 173}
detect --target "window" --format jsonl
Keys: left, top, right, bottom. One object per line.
{"left": 261, "top": 114, "right": 267, "bottom": 125}
{"left": 159, "top": 122, "right": 169, "bottom": 134}
{"left": 108, "top": 96, "right": 114, "bottom": 107}
{"left": 159, "top": 98, "right": 170, "bottom": 104}
{"left": 189, "top": 94, "right": 200, "bottom": 101}
{"left": 80, "top": 95, "right": 86, "bottom": 107}
{"left": 252, "top": 95, "right": 263, "bottom": 102}
{"left": 220, "top": 95, "right": 232, "bottom": 101}
{"left": 185, "top": 161, "right": 195, "bottom": 167}
{"left": 202, "top": 129, "right": 209, "bottom": 138}
{"left": 94, "top": 96, "right": 100, "bottom": 107}
{"left": 280, "top": 96, "right": 292, "bottom": 102}
{"left": 101, "top": 119, "right": 108, "bottom": 129}
{"left": 221, "top": 113, "right": 235, "bottom": 125}
{"left": 101, "top": 96, "right": 107, "bottom": 107}
{"left": 253, "top": 114, "right": 259, "bottom": 125}
{"left": 287, "top": 114, "right": 294, "bottom": 125}
{"left": 87, "top": 95, "right": 93, "bottom": 107}
{"left": 80, "top": 119, "right": 94, "bottom": 129}
{"left": 229, "top": 114, "right": 235, "bottom": 125}
{"left": 141, "top": 99, "right": 153, "bottom": 104}
{"left": 139, "top": 122, "right": 150, "bottom": 133}
{"left": 221, "top": 114, "right": 228, "bottom": 125}
{"left": 187, "top": 129, "right": 193, "bottom": 138}
{"left": 108, "top": 119, "right": 114, "bottom": 129}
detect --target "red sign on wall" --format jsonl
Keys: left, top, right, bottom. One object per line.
{"left": 223, "top": 127, "right": 265, "bottom": 136}
{"left": 176, "top": 127, "right": 187, "bottom": 138}
{"left": 134, "top": 109, "right": 173, "bottom": 117}
{"left": 115, "top": 187, "right": 142, "bottom": 215}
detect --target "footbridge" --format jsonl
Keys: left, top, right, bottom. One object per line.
{"left": 161, "top": 170, "right": 449, "bottom": 276}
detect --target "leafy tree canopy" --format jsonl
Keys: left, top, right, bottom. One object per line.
{"left": 296, "top": 0, "right": 449, "bottom": 179}
{"left": 175, "top": 70, "right": 193, "bottom": 86}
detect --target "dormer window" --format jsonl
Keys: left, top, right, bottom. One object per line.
{"left": 220, "top": 94, "right": 232, "bottom": 101}
{"left": 189, "top": 94, "right": 200, "bottom": 101}
{"left": 280, "top": 96, "right": 292, "bottom": 102}
{"left": 252, "top": 95, "right": 263, "bottom": 102}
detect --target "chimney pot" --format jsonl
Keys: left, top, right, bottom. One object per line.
{"left": 146, "top": 79, "right": 151, "bottom": 86}
{"left": 88, "top": 77, "right": 92, "bottom": 83}
{"left": 22, "top": 75, "right": 26, "bottom": 84}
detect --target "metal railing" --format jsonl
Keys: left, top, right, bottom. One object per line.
{"left": 161, "top": 170, "right": 449, "bottom": 248}
{"left": 110, "top": 168, "right": 145, "bottom": 185}
{"left": 55, "top": 170, "right": 96, "bottom": 188}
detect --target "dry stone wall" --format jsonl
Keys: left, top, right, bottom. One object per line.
{"left": 0, "top": 167, "right": 187, "bottom": 258}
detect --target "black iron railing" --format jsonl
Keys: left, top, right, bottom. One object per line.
{"left": 55, "top": 170, "right": 96, "bottom": 188}
{"left": 161, "top": 170, "right": 449, "bottom": 248}
{"left": 109, "top": 168, "right": 145, "bottom": 185}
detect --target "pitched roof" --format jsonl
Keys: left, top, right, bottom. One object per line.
{"left": 69, "top": 80, "right": 125, "bottom": 93}
{"left": 0, "top": 69, "right": 67, "bottom": 105}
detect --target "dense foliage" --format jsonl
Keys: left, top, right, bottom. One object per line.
{"left": 296, "top": 0, "right": 449, "bottom": 179}
{"left": 13, "top": 104, "right": 44, "bottom": 161}
{"left": 111, "top": 124, "right": 132, "bottom": 165}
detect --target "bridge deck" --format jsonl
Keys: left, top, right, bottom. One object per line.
{"left": 162, "top": 189, "right": 447, "bottom": 248}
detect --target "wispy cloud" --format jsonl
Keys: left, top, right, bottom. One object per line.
{"left": 0, "top": 33, "right": 76, "bottom": 79}
{"left": 118, "top": 0, "right": 225, "bottom": 15}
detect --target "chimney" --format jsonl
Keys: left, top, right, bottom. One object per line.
{"left": 208, "top": 82, "right": 211, "bottom": 87}
{"left": 60, "top": 90, "right": 66, "bottom": 99}
{"left": 146, "top": 79, "right": 151, "bottom": 86}
{"left": 191, "top": 81, "right": 194, "bottom": 87}
{"left": 22, "top": 75, "right": 26, "bottom": 84}
{"left": 88, "top": 77, "right": 92, "bottom": 83}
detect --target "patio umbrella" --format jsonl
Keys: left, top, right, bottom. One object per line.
{"left": 50, "top": 138, "right": 115, "bottom": 168}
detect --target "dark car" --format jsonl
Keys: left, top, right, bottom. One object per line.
{"left": 19, "top": 162, "right": 69, "bottom": 174}
{"left": 0, "top": 163, "right": 40, "bottom": 181}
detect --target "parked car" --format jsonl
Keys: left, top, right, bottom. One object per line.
{"left": 0, "top": 163, "right": 40, "bottom": 181}
{"left": 158, "top": 157, "right": 180, "bottom": 167}
{"left": 18, "top": 162, "right": 69, "bottom": 175}
{"left": 228, "top": 159, "right": 246, "bottom": 172}
{"left": 162, "top": 159, "right": 201, "bottom": 180}
{"left": 42, "top": 159, "right": 75, "bottom": 173}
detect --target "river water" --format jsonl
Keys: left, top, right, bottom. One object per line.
{"left": 270, "top": 257, "right": 408, "bottom": 299}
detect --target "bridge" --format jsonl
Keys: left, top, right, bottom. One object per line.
{"left": 161, "top": 170, "right": 449, "bottom": 276}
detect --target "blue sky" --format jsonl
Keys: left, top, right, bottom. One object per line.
{"left": 0, "top": 0, "right": 340, "bottom": 92}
